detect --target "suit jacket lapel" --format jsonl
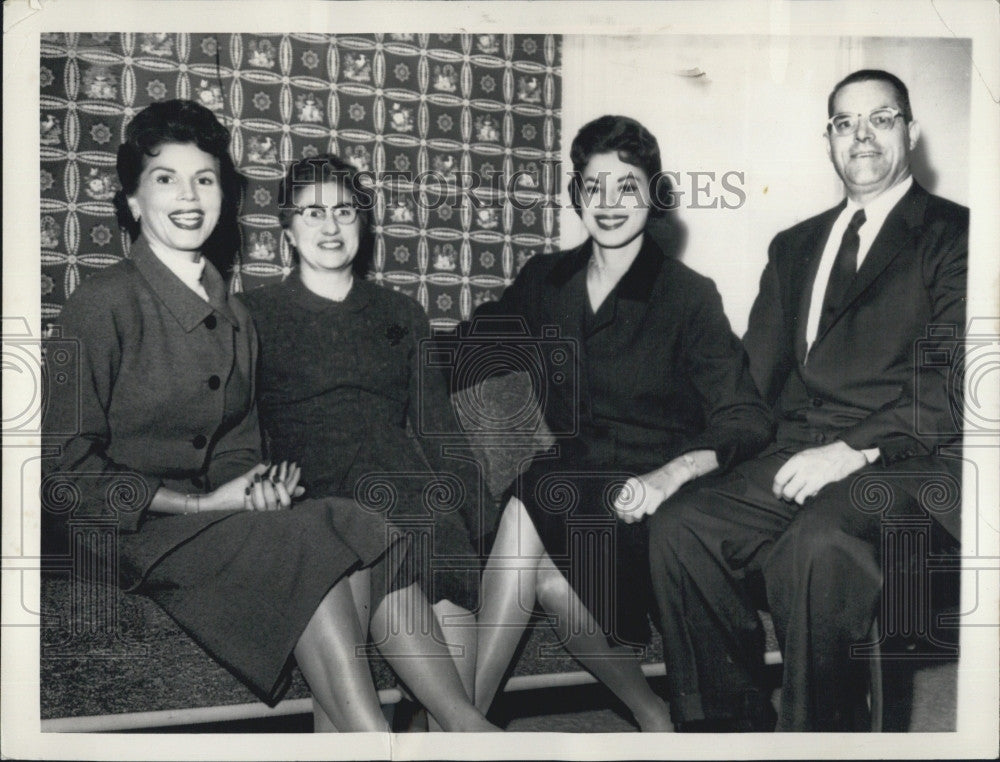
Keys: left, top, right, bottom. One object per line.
{"left": 811, "top": 183, "right": 928, "bottom": 349}
{"left": 545, "top": 241, "right": 590, "bottom": 341}
{"left": 793, "top": 204, "right": 843, "bottom": 364}
{"left": 543, "top": 236, "right": 666, "bottom": 339}
{"left": 588, "top": 235, "right": 665, "bottom": 337}
{"left": 131, "top": 237, "right": 239, "bottom": 331}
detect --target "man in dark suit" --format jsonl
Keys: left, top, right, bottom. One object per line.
{"left": 647, "top": 69, "right": 967, "bottom": 731}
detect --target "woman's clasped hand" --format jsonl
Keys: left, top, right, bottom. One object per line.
{"left": 207, "top": 461, "right": 305, "bottom": 513}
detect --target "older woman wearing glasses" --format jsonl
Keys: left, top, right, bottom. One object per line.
{"left": 41, "top": 102, "right": 494, "bottom": 734}
{"left": 240, "top": 154, "right": 493, "bottom": 731}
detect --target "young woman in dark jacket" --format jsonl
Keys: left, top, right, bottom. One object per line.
{"left": 466, "top": 115, "right": 774, "bottom": 729}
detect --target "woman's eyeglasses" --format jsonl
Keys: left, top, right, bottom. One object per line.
{"left": 293, "top": 205, "right": 359, "bottom": 226}
{"left": 826, "top": 108, "right": 904, "bottom": 137}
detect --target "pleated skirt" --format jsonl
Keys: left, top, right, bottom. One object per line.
{"left": 129, "top": 495, "right": 411, "bottom": 706}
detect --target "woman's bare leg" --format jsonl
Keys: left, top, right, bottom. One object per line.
{"left": 534, "top": 556, "right": 673, "bottom": 732}
{"left": 310, "top": 567, "right": 377, "bottom": 732}
{"left": 426, "top": 600, "right": 478, "bottom": 730}
{"left": 348, "top": 567, "right": 373, "bottom": 632}
{"left": 474, "top": 497, "right": 549, "bottom": 714}
{"left": 294, "top": 577, "right": 388, "bottom": 732}
{"left": 372, "top": 582, "right": 498, "bottom": 731}
{"left": 434, "top": 600, "right": 478, "bottom": 698}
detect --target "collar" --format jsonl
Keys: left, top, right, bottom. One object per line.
{"left": 546, "top": 234, "right": 667, "bottom": 302}
{"left": 283, "top": 271, "right": 373, "bottom": 314}
{"left": 844, "top": 175, "right": 914, "bottom": 230}
{"left": 147, "top": 238, "right": 208, "bottom": 299}
{"left": 130, "top": 236, "right": 238, "bottom": 332}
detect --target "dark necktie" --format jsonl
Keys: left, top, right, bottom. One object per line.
{"left": 818, "top": 208, "right": 866, "bottom": 336}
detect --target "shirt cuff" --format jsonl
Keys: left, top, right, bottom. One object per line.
{"left": 861, "top": 446, "right": 881, "bottom": 465}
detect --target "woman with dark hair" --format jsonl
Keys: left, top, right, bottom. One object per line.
{"left": 112, "top": 99, "right": 243, "bottom": 274}
{"left": 469, "top": 115, "right": 774, "bottom": 729}
{"left": 240, "top": 154, "right": 492, "bottom": 730}
{"left": 42, "top": 102, "right": 494, "bottom": 732}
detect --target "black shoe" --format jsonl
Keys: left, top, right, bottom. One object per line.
{"left": 391, "top": 698, "right": 429, "bottom": 732}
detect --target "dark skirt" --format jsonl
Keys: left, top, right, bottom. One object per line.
{"left": 343, "top": 467, "right": 483, "bottom": 614}
{"left": 513, "top": 443, "right": 655, "bottom": 647}
{"left": 129, "top": 495, "right": 412, "bottom": 706}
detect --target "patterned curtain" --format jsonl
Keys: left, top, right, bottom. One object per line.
{"left": 40, "top": 32, "right": 562, "bottom": 328}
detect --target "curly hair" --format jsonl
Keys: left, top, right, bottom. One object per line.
{"left": 113, "top": 99, "right": 243, "bottom": 270}
{"left": 567, "top": 114, "right": 673, "bottom": 218}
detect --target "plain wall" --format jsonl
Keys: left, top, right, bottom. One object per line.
{"left": 559, "top": 35, "right": 971, "bottom": 335}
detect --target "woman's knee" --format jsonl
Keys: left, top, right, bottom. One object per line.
{"left": 496, "top": 495, "right": 526, "bottom": 528}
{"left": 433, "top": 598, "right": 474, "bottom": 623}
{"left": 486, "top": 497, "right": 544, "bottom": 569}
{"left": 534, "top": 565, "right": 569, "bottom": 612}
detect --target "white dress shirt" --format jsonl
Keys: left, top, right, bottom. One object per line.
{"left": 803, "top": 176, "right": 912, "bottom": 463}
{"left": 805, "top": 175, "right": 913, "bottom": 352}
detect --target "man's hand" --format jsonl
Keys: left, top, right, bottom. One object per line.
{"left": 772, "top": 440, "right": 868, "bottom": 505}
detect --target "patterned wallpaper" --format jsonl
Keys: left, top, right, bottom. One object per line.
{"left": 39, "top": 32, "right": 562, "bottom": 327}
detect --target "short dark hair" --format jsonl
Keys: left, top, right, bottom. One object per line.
{"left": 567, "top": 115, "right": 672, "bottom": 218}
{"left": 828, "top": 69, "right": 913, "bottom": 123}
{"left": 277, "top": 153, "right": 374, "bottom": 278}
{"left": 113, "top": 100, "right": 243, "bottom": 271}
{"left": 114, "top": 100, "right": 242, "bottom": 238}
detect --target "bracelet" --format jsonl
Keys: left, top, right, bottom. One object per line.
{"left": 185, "top": 493, "right": 201, "bottom": 514}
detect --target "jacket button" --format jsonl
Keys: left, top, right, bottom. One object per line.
{"left": 192, "top": 434, "right": 207, "bottom": 449}
{"left": 208, "top": 375, "right": 221, "bottom": 390}
{"left": 204, "top": 314, "right": 217, "bottom": 330}
{"left": 813, "top": 432, "right": 824, "bottom": 444}
{"left": 812, "top": 397, "right": 823, "bottom": 407}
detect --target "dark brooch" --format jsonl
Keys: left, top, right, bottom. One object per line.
{"left": 386, "top": 323, "right": 409, "bottom": 346}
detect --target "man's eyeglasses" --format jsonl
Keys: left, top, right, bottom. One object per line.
{"left": 293, "top": 205, "right": 359, "bottom": 227}
{"left": 826, "top": 107, "right": 904, "bottom": 137}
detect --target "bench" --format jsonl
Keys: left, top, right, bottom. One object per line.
{"left": 41, "top": 371, "right": 698, "bottom": 731}
{"left": 43, "top": 370, "right": 952, "bottom": 731}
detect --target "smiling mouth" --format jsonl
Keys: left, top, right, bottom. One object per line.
{"left": 317, "top": 240, "right": 344, "bottom": 250}
{"left": 168, "top": 211, "right": 205, "bottom": 230}
{"left": 850, "top": 151, "right": 881, "bottom": 159}
{"left": 594, "top": 215, "right": 628, "bottom": 231}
